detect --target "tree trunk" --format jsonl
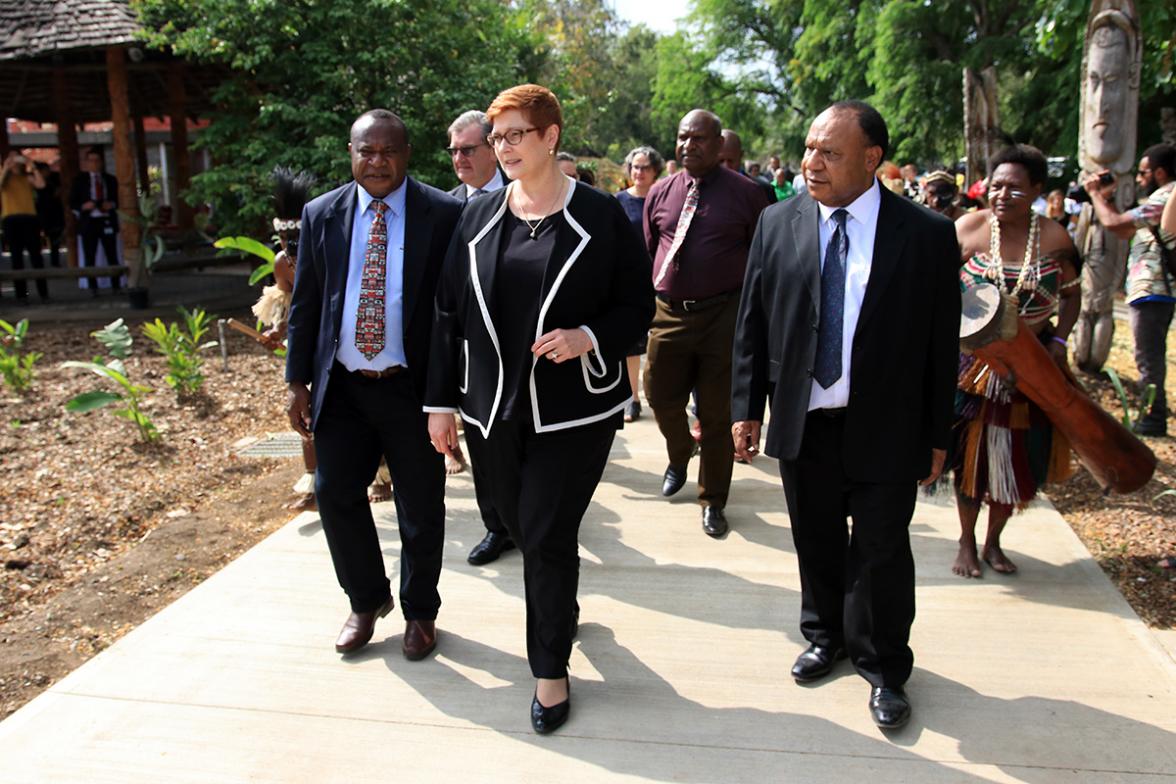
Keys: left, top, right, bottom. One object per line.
{"left": 963, "top": 66, "right": 1000, "bottom": 190}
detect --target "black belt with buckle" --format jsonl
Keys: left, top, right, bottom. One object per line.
{"left": 656, "top": 290, "right": 737, "bottom": 313}
{"left": 337, "top": 362, "right": 404, "bottom": 380}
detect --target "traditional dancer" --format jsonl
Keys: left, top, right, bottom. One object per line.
{"left": 950, "top": 145, "right": 1081, "bottom": 577}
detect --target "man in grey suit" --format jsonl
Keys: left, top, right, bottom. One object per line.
{"left": 731, "top": 101, "right": 960, "bottom": 729}
{"left": 444, "top": 109, "right": 512, "bottom": 566}
{"left": 447, "top": 110, "right": 505, "bottom": 202}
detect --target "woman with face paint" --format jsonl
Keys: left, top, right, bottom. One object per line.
{"left": 948, "top": 145, "right": 1081, "bottom": 579}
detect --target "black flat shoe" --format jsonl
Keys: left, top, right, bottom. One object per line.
{"left": 467, "top": 531, "right": 515, "bottom": 566}
{"left": 790, "top": 644, "right": 846, "bottom": 683}
{"left": 702, "top": 506, "right": 728, "bottom": 537}
{"left": 531, "top": 678, "right": 571, "bottom": 735}
{"left": 662, "top": 463, "right": 687, "bottom": 497}
{"left": 869, "top": 686, "right": 911, "bottom": 729}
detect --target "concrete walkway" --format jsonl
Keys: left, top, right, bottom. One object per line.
{"left": 1, "top": 414, "right": 1174, "bottom": 782}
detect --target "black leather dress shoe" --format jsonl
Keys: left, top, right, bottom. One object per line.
{"left": 702, "top": 506, "right": 728, "bottom": 537}
{"left": 869, "top": 686, "right": 911, "bottom": 728}
{"left": 531, "top": 678, "right": 571, "bottom": 734}
{"left": 661, "top": 463, "right": 687, "bottom": 497}
{"left": 467, "top": 531, "right": 515, "bottom": 566}
{"left": 790, "top": 644, "right": 846, "bottom": 683}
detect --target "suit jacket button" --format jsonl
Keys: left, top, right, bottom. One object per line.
{"left": 806, "top": 368, "right": 813, "bottom": 377}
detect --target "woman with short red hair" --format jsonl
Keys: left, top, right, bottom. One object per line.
{"left": 425, "top": 84, "right": 653, "bottom": 733}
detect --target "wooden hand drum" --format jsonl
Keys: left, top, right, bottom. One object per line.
{"left": 959, "top": 284, "right": 1155, "bottom": 494}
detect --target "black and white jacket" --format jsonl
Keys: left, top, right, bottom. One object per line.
{"left": 424, "top": 178, "right": 654, "bottom": 436}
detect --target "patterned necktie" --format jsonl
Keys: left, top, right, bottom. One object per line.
{"left": 814, "top": 208, "right": 848, "bottom": 389}
{"left": 354, "top": 201, "right": 388, "bottom": 360}
{"left": 93, "top": 174, "right": 104, "bottom": 202}
{"left": 653, "top": 178, "right": 700, "bottom": 290}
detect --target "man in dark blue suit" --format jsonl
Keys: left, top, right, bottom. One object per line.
{"left": 286, "top": 109, "right": 462, "bottom": 659}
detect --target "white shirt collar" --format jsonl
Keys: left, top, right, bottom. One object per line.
{"left": 817, "top": 179, "right": 881, "bottom": 228}
{"left": 356, "top": 179, "right": 407, "bottom": 218}
{"left": 465, "top": 169, "right": 504, "bottom": 198}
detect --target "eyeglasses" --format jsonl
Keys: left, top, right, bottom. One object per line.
{"left": 487, "top": 127, "right": 539, "bottom": 147}
{"left": 446, "top": 143, "right": 488, "bottom": 158}
{"left": 630, "top": 163, "right": 654, "bottom": 172}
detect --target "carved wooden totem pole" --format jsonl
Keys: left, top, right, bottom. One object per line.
{"left": 1072, "top": 0, "right": 1141, "bottom": 372}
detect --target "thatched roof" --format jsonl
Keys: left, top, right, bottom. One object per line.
{"left": 0, "top": 0, "right": 222, "bottom": 124}
{"left": 0, "top": 0, "right": 139, "bottom": 62}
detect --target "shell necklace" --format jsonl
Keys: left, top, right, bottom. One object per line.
{"left": 987, "top": 210, "right": 1040, "bottom": 310}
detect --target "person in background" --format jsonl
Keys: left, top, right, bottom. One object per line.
{"left": 899, "top": 163, "right": 920, "bottom": 200}
{"left": 1, "top": 151, "right": 48, "bottom": 303}
{"left": 665, "top": 159, "right": 679, "bottom": 176}
{"left": 444, "top": 108, "right": 515, "bottom": 567}
{"left": 576, "top": 166, "right": 596, "bottom": 186}
{"left": 556, "top": 151, "right": 578, "bottom": 179}
{"left": 719, "top": 129, "right": 776, "bottom": 204}
{"left": 616, "top": 145, "right": 665, "bottom": 422}
{"left": 1045, "top": 188, "right": 1072, "bottom": 230}
{"left": 921, "top": 170, "right": 966, "bottom": 221}
{"left": 69, "top": 147, "right": 121, "bottom": 296}
{"left": 773, "top": 167, "right": 796, "bottom": 202}
{"left": 446, "top": 109, "right": 505, "bottom": 203}
{"left": 643, "top": 109, "right": 770, "bottom": 539}
{"left": 35, "top": 160, "right": 64, "bottom": 268}
{"left": 1083, "top": 143, "right": 1175, "bottom": 437}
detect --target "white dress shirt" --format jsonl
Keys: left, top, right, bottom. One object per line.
{"left": 336, "top": 182, "right": 408, "bottom": 371}
{"left": 465, "top": 169, "right": 504, "bottom": 199}
{"left": 808, "top": 179, "right": 881, "bottom": 411}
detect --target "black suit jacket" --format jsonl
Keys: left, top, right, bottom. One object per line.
{"left": 731, "top": 187, "right": 961, "bottom": 482}
{"left": 285, "top": 177, "right": 463, "bottom": 426}
{"left": 424, "top": 180, "right": 654, "bottom": 437}
{"left": 69, "top": 171, "right": 119, "bottom": 233}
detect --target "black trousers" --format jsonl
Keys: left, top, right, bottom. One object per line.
{"left": 3, "top": 215, "right": 47, "bottom": 300}
{"left": 313, "top": 367, "right": 445, "bottom": 618}
{"left": 79, "top": 220, "right": 120, "bottom": 291}
{"left": 465, "top": 415, "right": 616, "bottom": 678}
{"left": 468, "top": 449, "right": 506, "bottom": 535}
{"left": 778, "top": 410, "right": 917, "bottom": 689}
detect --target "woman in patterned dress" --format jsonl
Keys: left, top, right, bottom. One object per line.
{"left": 950, "top": 145, "right": 1081, "bottom": 578}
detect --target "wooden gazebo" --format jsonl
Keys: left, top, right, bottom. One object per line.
{"left": 0, "top": 0, "right": 221, "bottom": 277}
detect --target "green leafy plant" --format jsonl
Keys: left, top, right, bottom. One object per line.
{"left": 62, "top": 328, "right": 158, "bottom": 442}
{"left": 90, "top": 319, "right": 133, "bottom": 360}
{"left": 1103, "top": 368, "right": 1156, "bottom": 430}
{"left": 0, "top": 319, "right": 43, "bottom": 393}
{"left": 141, "top": 307, "right": 218, "bottom": 396}
{"left": 214, "top": 236, "right": 276, "bottom": 285}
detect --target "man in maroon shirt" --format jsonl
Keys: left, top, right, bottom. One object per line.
{"left": 643, "top": 109, "right": 771, "bottom": 537}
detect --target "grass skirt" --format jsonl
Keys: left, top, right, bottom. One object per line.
{"left": 951, "top": 352, "right": 1073, "bottom": 508}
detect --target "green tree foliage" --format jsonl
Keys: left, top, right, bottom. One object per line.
{"left": 133, "top": 0, "right": 535, "bottom": 235}
{"left": 689, "top": 0, "right": 1174, "bottom": 167}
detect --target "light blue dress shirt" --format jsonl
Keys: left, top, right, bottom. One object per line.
{"left": 336, "top": 182, "right": 408, "bottom": 371}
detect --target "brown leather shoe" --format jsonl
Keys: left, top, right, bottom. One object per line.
{"left": 334, "top": 596, "right": 394, "bottom": 654}
{"left": 402, "top": 619, "right": 437, "bottom": 661}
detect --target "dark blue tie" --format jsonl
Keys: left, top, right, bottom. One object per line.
{"left": 814, "top": 208, "right": 848, "bottom": 389}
